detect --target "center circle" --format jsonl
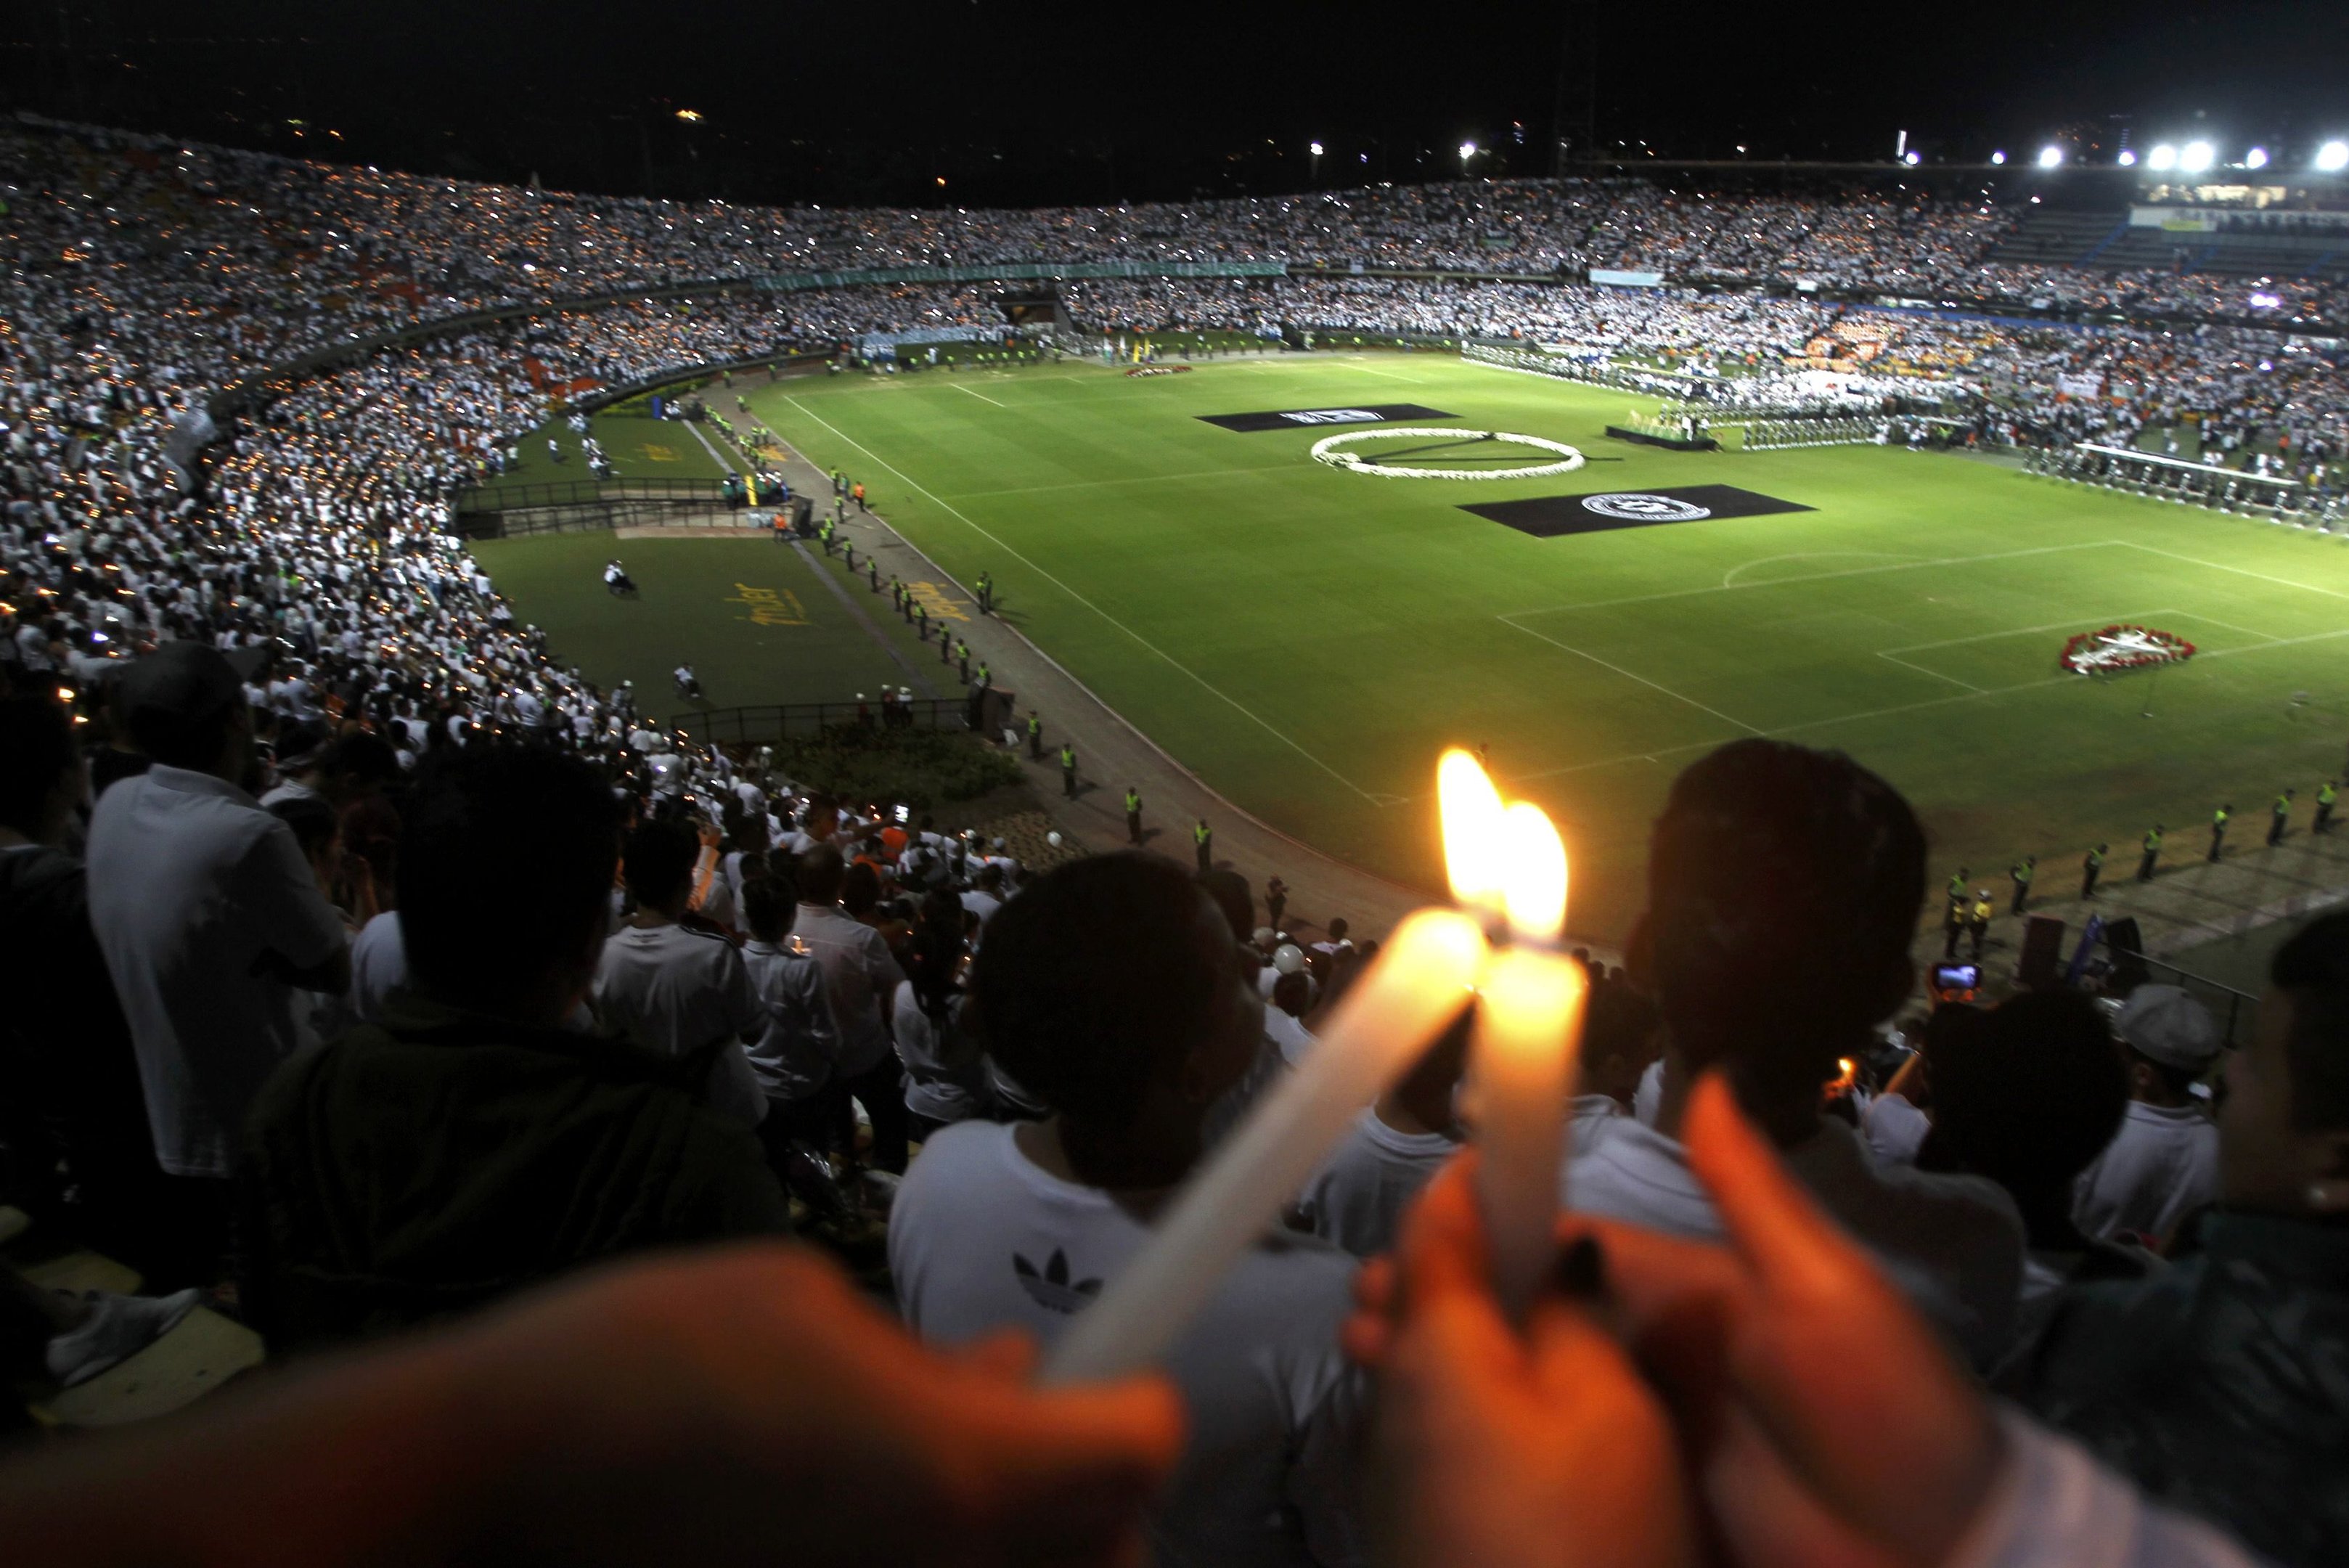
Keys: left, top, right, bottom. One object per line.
{"left": 1308, "top": 425, "right": 1588, "bottom": 481}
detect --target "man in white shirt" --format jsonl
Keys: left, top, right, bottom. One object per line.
{"left": 958, "top": 863, "right": 1005, "bottom": 928}
{"left": 1561, "top": 740, "right": 2025, "bottom": 1371}
{"left": 2072, "top": 984, "right": 2223, "bottom": 1246}
{"left": 1297, "top": 1013, "right": 1467, "bottom": 1257}
{"left": 791, "top": 843, "right": 910, "bottom": 1172}
{"left": 1264, "top": 970, "right": 1316, "bottom": 1066}
{"left": 86, "top": 641, "right": 350, "bottom": 1278}
{"left": 594, "top": 817, "right": 766, "bottom": 1130}
{"left": 346, "top": 909, "right": 408, "bottom": 1024}
{"left": 737, "top": 873, "right": 842, "bottom": 1153}
{"left": 892, "top": 854, "right": 1365, "bottom": 1568}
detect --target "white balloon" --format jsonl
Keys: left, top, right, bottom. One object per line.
{"left": 1046, "top": 830, "right": 1064, "bottom": 848}
{"left": 1272, "top": 944, "right": 1307, "bottom": 975}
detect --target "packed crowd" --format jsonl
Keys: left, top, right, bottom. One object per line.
{"left": 5, "top": 683, "right": 2342, "bottom": 1568}
{"left": 4, "top": 113, "right": 2349, "bottom": 1568}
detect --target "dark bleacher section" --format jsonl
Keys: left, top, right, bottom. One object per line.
{"left": 1993, "top": 208, "right": 2349, "bottom": 281}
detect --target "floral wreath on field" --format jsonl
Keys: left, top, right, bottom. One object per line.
{"left": 1310, "top": 426, "right": 1587, "bottom": 481}
{"left": 2059, "top": 624, "right": 2197, "bottom": 675}
{"left": 1125, "top": 364, "right": 1191, "bottom": 377}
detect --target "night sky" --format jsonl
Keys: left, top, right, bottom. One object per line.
{"left": 6, "top": 0, "right": 2345, "bottom": 205}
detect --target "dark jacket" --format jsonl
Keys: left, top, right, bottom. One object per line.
{"left": 2001, "top": 1210, "right": 2349, "bottom": 1568}
{"left": 240, "top": 992, "right": 790, "bottom": 1350}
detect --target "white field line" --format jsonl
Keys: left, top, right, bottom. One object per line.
{"left": 1722, "top": 550, "right": 1924, "bottom": 587}
{"left": 681, "top": 418, "right": 738, "bottom": 473}
{"left": 1501, "top": 621, "right": 1766, "bottom": 737}
{"left": 950, "top": 383, "right": 1008, "bottom": 408}
{"left": 2116, "top": 540, "right": 2349, "bottom": 606}
{"left": 781, "top": 395, "right": 1381, "bottom": 802}
{"left": 1499, "top": 539, "right": 2121, "bottom": 621}
{"left": 948, "top": 463, "right": 1302, "bottom": 501}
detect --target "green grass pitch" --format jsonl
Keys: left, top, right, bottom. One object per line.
{"left": 483, "top": 351, "right": 2349, "bottom": 939}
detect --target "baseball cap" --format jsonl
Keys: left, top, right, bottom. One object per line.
{"left": 2116, "top": 984, "right": 2222, "bottom": 1073}
{"left": 113, "top": 640, "right": 269, "bottom": 754}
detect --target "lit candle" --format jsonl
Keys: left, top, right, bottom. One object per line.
{"left": 1442, "top": 755, "right": 1588, "bottom": 1323}
{"left": 1042, "top": 907, "right": 1487, "bottom": 1385}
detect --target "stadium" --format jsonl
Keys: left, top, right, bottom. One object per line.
{"left": 5, "top": 7, "right": 2349, "bottom": 1562}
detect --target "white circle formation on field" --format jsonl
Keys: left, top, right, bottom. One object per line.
{"left": 1309, "top": 426, "right": 1586, "bottom": 481}
{"left": 1580, "top": 492, "right": 1712, "bottom": 522}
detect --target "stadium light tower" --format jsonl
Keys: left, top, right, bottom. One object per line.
{"left": 1990, "top": 150, "right": 2006, "bottom": 165}
{"left": 2147, "top": 143, "right": 2179, "bottom": 171}
{"left": 2117, "top": 148, "right": 2138, "bottom": 167}
{"left": 1903, "top": 150, "right": 1921, "bottom": 166}
{"left": 2180, "top": 140, "right": 2215, "bottom": 173}
{"left": 1459, "top": 140, "right": 1478, "bottom": 173}
{"left": 1310, "top": 141, "right": 1323, "bottom": 184}
{"left": 2320, "top": 140, "right": 2349, "bottom": 173}
{"left": 2036, "top": 144, "right": 2064, "bottom": 168}
{"left": 2245, "top": 146, "right": 2270, "bottom": 170}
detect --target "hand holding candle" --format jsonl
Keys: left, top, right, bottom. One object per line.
{"left": 1440, "top": 751, "right": 1589, "bottom": 1323}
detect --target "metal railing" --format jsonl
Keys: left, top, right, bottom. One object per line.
{"left": 454, "top": 476, "right": 732, "bottom": 512}
{"left": 670, "top": 698, "right": 992, "bottom": 746}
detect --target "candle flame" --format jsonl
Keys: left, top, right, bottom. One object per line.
{"left": 1438, "top": 748, "right": 1508, "bottom": 919}
{"left": 1501, "top": 801, "right": 1568, "bottom": 942}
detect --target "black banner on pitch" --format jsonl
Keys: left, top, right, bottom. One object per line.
{"left": 1463, "top": 484, "right": 1813, "bottom": 539}
{"left": 1197, "top": 403, "right": 1454, "bottom": 433}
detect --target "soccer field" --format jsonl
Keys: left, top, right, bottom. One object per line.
{"left": 520, "top": 351, "right": 2349, "bottom": 939}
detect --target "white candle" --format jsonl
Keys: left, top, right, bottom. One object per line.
{"left": 1474, "top": 947, "right": 1587, "bottom": 1320}
{"left": 1042, "top": 908, "right": 1487, "bottom": 1385}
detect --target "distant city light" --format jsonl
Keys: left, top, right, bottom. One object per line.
{"left": 1990, "top": 150, "right": 2006, "bottom": 165}
{"left": 2036, "top": 145, "right": 2064, "bottom": 168}
{"left": 2245, "top": 146, "right": 2270, "bottom": 170}
{"left": 2117, "top": 149, "right": 2138, "bottom": 167}
{"left": 2147, "top": 143, "right": 2179, "bottom": 171}
{"left": 2180, "top": 140, "right": 2215, "bottom": 173}
{"left": 674, "top": 109, "right": 703, "bottom": 123}
{"left": 2318, "top": 140, "right": 2349, "bottom": 173}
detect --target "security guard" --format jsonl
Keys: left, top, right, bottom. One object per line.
{"left": 1026, "top": 709, "right": 1043, "bottom": 761}
{"left": 1266, "top": 876, "right": 1288, "bottom": 931}
{"left": 957, "top": 640, "right": 971, "bottom": 684}
{"left": 974, "top": 661, "right": 990, "bottom": 690}
{"left": 2138, "top": 824, "right": 2163, "bottom": 882}
{"left": 2210, "top": 803, "right": 2231, "bottom": 862}
{"left": 914, "top": 602, "right": 929, "bottom": 640}
{"left": 1124, "top": 786, "right": 1144, "bottom": 846}
{"left": 1967, "top": 889, "right": 1993, "bottom": 962}
{"left": 1942, "top": 874, "right": 1969, "bottom": 959}
{"left": 867, "top": 558, "right": 881, "bottom": 592}
{"left": 2009, "top": 855, "right": 2035, "bottom": 916}
{"left": 2319, "top": 780, "right": 2340, "bottom": 834}
{"left": 1945, "top": 867, "right": 1969, "bottom": 907}
{"left": 2269, "top": 788, "right": 2296, "bottom": 846}
{"left": 1060, "top": 743, "right": 1079, "bottom": 800}
{"left": 2081, "top": 844, "right": 2107, "bottom": 901}
{"left": 1194, "top": 817, "right": 1213, "bottom": 873}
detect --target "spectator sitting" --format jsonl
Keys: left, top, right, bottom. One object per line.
{"left": 793, "top": 844, "right": 910, "bottom": 1174}
{"left": 593, "top": 817, "right": 768, "bottom": 1130}
{"left": 890, "top": 853, "right": 1365, "bottom": 1567}
{"left": 1912, "top": 990, "right": 2149, "bottom": 1347}
{"left": 86, "top": 641, "right": 351, "bottom": 1288}
{"left": 2004, "top": 910, "right": 2349, "bottom": 1567}
{"left": 240, "top": 746, "right": 788, "bottom": 1351}
{"left": 895, "top": 888, "right": 989, "bottom": 1142}
{"left": 1295, "top": 1010, "right": 1468, "bottom": 1257}
{"left": 2072, "top": 984, "right": 2223, "bottom": 1247}
{"left": 1561, "top": 738, "right": 2026, "bottom": 1369}
{"left": 738, "top": 870, "right": 843, "bottom": 1163}
{"left": 1569, "top": 970, "right": 1660, "bottom": 1153}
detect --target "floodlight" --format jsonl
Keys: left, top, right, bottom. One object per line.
{"left": 674, "top": 109, "right": 703, "bottom": 123}
{"left": 2317, "top": 140, "right": 2349, "bottom": 173}
{"left": 1903, "top": 150, "right": 1921, "bottom": 166}
{"left": 2180, "top": 140, "right": 2215, "bottom": 173}
{"left": 1309, "top": 141, "right": 1323, "bottom": 157}
{"left": 2245, "top": 146, "right": 2269, "bottom": 170}
{"left": 2036, "top": 144, "right": 2064, "bottom": 168}
{"left": 2117, "top": 149, "right": 2138, "bottom": 167}
{"left": 2147, "top": 143, "right": 2178, "bottom": 171}
{"left": 1459, "top": 141, "right": 1477, "bottom": 163}
{"left": 1990, "top": 150, "right": 2006, "bottom": 165}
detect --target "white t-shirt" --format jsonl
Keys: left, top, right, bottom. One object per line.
{"left": 740, "top": 939, "right": 841, "bottom": 1103}
{"left": 592, "top": 923, "right": 766, "bottom": 1127}
{"left": 893, "top": 981, "right": 989, "bottom": 1124}
{"left": 1564, "top": 1115, "right": 2025, "bottom": 1371}
{"left": 1263, "top": 1006, "right": 1316, "bottom": 1068}
{"left": 86, "top": 764, "right": 348, "bottom": 1178}
{"left": 958, "top": 888, "right": 1004, "bottom": 927}
{"left": 891, "top": 1122, "right": 1368, "bottom": 1568}
{"left": 2072, "top": 1100, "right": 2221, "bottom": 1245}
{"left": 1296, "top": 1107, "right": 1458, "bottom": 1257}
{"left": 1863, "top": 1090, "right": 1932, "bottom": 1167}
{"left": 791, "top": 903, "right": 906, "bottom": 1077}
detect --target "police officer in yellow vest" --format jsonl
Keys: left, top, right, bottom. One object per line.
{"left": 2009, "top": 855, "right": 2035, "bottom": 915}
{"left": 2210, "top": 804, "right": 2231, "bottom": 862}
{"left": 1193, "top": 818, "right": 1212, "bottom": 873}
{"left": 1124, "top": 788, "right": 1143, "bottom": 846}
{"left": 1059, "top": 743, "right": 1078, "bottom": 800}
{"left": 2138, "top": 824, "right": 2163, "bottom": 882}
{"left": 1942, "top": 868, "right": 1970, "bottom": 959}
{"left": 1967, "top": 889, "right": 1993, "bottom": 961}
{"left": 2319, "top": 781, "right": 2340, "bottom": 835}
{"left": 2082, "top": 844, "right": 2107, "bottom": 900}
{"left": 2268, "top": 789, "right": 2295, "bottom": 847}
{"left": 1027, "top": 709, "right": 1042, "bottom": 761}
